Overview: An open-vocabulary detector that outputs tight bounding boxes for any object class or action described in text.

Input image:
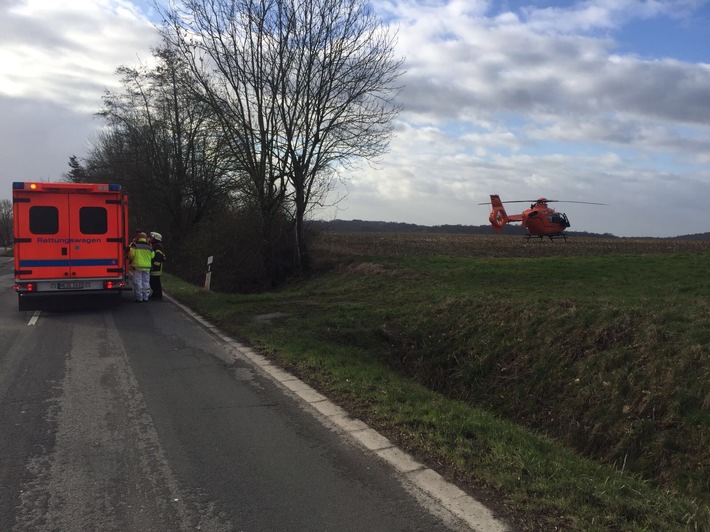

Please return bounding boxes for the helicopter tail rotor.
[488,194,509,232]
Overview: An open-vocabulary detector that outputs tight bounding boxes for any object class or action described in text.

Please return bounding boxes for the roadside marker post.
[204,256,213,291]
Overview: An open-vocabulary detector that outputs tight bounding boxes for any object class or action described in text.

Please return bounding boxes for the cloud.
[519,0,704,33]
[1,0,709,237]
[0,95,102,181]
[324,0,710,236]
[0,0,160,185]
[0,0,159,112]
[394,2,710,127]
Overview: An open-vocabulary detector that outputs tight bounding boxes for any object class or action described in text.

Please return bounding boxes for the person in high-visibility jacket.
[128,232,154,302]
[149,232,165,300]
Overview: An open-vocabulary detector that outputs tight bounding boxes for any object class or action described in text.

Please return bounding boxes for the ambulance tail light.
[14,282,36,292]
[103,280,124,290]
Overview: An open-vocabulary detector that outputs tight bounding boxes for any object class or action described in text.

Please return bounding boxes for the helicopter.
[480,194,605,240]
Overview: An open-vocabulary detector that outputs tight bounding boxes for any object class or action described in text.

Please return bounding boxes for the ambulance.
[12,181,129,311]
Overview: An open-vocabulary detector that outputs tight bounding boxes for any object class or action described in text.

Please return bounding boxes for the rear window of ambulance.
[80,207,107,234]
[29,206,59,234]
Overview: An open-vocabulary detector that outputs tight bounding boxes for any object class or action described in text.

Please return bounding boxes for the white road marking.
[28,311,40,326]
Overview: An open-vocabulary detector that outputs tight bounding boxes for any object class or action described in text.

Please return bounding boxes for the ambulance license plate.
[57,281,89,290]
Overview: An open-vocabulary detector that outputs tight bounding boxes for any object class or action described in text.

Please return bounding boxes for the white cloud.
[1,0,709,237]
[520,0,704,34]
[0,0,159,112]
[323,0,710,236]
[0,0,160,186]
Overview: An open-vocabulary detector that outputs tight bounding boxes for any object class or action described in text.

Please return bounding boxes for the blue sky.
[1,0,709,237]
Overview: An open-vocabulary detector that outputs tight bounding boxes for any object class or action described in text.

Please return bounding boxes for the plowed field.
[312,232,710,260]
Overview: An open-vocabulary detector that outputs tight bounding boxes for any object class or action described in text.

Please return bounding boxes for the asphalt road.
[0,258,506,531]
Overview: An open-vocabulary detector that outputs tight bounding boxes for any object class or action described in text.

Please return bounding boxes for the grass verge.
[162,235,710,531]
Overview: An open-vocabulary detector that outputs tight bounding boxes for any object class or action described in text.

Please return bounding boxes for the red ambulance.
[12,182,129,310]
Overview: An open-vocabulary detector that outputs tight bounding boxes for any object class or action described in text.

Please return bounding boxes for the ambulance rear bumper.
[14,278,126,311]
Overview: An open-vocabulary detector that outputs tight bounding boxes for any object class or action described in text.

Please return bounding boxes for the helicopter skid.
[525,233,567,242]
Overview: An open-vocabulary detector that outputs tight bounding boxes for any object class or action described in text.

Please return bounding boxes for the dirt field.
[312,231,710,260]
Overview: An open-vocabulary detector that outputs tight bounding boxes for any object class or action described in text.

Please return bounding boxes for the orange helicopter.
[481,194,605,240]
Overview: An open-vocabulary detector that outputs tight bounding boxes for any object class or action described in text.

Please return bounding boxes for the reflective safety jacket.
[151,242,165,276]
[128,239,154,272]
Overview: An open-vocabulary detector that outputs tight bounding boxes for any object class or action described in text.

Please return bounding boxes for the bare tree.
[83,47,235,245]
[0,199,12,250]
[160,0,403,269]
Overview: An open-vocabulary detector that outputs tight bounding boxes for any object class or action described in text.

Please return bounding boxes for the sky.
[1,0,709,237]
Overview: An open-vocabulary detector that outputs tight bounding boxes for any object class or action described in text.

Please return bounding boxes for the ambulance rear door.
[14,191,72,281]
[66,191,125,283]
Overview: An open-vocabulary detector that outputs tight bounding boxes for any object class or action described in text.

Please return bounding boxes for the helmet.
[150,232,162,242]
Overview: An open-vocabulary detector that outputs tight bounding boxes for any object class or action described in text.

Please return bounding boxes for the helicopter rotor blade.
[476,199,533,205]
[544,200,607,205]
[477,199,606,205]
